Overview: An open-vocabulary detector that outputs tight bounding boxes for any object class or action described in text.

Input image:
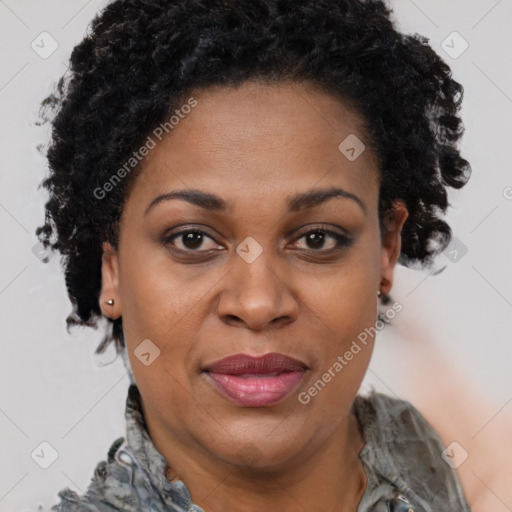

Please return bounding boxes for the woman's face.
[101,80,407,471]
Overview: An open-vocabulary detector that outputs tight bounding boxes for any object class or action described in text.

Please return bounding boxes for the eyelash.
[161,225,352,256]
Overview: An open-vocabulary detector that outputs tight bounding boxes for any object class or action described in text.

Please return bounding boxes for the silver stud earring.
[104,299,114,306]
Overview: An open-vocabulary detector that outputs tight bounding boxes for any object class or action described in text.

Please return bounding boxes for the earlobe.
[379,201,408,295]
[100,241,121,319]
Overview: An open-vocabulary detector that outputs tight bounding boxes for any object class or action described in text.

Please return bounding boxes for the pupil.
[308,232,324,249]
[184,231,203,249]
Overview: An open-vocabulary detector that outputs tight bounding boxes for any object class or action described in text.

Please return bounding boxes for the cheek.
[301,281,376,413]
[118,243,211,335]
[311,281,377,375]
[119,259,204,417]
[299,240,379,379]
[118,247,229,394]
[304,249,379,331]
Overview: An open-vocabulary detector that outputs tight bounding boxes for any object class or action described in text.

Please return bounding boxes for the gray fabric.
[50,384,472,512]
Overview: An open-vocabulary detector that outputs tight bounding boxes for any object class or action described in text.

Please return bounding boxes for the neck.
[147,406,367,512]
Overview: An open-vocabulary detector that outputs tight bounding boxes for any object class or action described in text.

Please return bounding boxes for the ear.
[99,241,121,319]
[379,201,408,295]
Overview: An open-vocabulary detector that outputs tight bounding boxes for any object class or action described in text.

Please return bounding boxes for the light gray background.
[1,1,511,510]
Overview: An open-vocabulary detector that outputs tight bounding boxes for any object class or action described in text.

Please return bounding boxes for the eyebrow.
[143,186,366,217]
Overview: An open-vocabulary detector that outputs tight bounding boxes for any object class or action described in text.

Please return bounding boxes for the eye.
[292,227,352,252]
[161,225,352,256]
[162,229,221,252]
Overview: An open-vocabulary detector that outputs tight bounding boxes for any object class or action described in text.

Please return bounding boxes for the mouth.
[202,353,308,407]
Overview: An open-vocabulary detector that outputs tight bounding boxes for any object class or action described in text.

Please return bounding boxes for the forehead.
[126,80,380,214]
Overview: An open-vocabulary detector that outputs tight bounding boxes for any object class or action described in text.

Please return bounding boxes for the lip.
[204,353,308,374]
[203,353,308,407]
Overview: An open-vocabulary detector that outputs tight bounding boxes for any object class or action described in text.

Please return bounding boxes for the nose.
[217,250,299,331]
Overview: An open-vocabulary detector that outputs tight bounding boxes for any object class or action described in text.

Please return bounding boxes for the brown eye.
[162,229,220,252]
[293,228,352,252]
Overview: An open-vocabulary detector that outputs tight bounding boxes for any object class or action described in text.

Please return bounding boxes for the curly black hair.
[35,0,471,357]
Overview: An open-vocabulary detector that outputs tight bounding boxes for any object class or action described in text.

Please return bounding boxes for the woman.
[36,0,472,510]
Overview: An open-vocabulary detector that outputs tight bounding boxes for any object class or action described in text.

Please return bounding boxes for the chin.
[209,430,309,473]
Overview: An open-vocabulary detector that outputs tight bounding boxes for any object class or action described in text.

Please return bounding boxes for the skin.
[99,80,408,512]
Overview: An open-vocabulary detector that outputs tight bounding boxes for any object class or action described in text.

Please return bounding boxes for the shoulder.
[354,391,472,511]
[50,437,140,512]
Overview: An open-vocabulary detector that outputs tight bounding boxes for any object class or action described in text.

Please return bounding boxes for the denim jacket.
[50,384,472,512]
